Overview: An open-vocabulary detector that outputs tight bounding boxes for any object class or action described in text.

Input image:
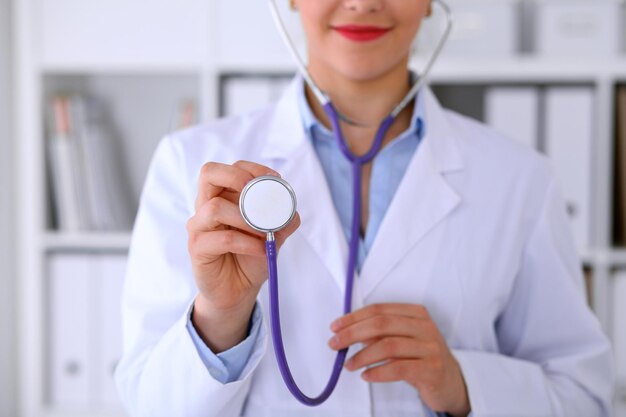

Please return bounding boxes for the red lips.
[333,25,391,42]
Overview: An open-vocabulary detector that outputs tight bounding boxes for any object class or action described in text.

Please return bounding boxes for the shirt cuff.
[186,300,263,383]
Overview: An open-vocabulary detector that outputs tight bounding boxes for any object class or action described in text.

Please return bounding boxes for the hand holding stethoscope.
[186,161,300,354]
[187,160,468,415]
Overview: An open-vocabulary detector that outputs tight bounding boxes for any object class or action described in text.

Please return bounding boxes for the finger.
[344,337,436,371]
[189,197,265,238]
[232,160,280,178]
[195,161,280,210]
[328,315,426,350]
[189,229,266,259]
[220,190,241,205]
[196,162,255,212]
[275,212,301,249]
[360,359,422,384]
[331,303,430,331]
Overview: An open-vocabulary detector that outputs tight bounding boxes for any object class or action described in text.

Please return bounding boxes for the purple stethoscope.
[238,0,454,407]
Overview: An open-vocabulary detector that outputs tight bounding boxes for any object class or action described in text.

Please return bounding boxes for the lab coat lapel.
[261,78,349,294]
[359,88,464,300]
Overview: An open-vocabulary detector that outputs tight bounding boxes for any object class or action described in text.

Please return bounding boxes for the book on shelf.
[47,94,134,232]
[175,99,197,130]
[615,86,626,246]
[47,97,83,231]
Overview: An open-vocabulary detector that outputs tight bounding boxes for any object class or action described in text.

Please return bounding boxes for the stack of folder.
[47,95,134,232]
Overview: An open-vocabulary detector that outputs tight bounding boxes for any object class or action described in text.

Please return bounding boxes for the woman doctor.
[115,0,614,416]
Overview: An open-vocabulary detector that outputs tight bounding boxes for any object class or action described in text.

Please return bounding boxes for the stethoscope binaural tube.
[268,0,454,122]
[241,0,455,406]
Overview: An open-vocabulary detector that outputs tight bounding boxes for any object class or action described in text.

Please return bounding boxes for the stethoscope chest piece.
[239,175,297,236]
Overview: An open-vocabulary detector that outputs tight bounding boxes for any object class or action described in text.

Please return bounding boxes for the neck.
[305,60,414,155]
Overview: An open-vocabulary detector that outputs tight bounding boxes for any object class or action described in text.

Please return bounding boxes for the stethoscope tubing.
[264,0,454,406]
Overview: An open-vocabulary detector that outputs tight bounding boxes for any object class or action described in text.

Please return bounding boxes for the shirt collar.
[296,72,427,141]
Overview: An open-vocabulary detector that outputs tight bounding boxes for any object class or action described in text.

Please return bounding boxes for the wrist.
[445,361,470,417]
[192,294,257,353]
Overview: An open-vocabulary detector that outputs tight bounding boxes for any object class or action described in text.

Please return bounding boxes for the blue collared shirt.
[187,79,426,384]
[298,85,426,271]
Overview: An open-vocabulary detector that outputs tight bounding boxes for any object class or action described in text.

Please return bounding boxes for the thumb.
[275,212,301,250]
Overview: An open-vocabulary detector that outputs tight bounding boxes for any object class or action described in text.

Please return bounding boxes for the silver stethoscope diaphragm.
[239,176,297,239]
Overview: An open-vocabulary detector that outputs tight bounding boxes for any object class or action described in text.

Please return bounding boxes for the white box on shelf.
[535,0,625,56]
[417,0,521,57]
[48,254,93,407]
[222,76,293,117]
[222,77,274,117]
[543,86,594,254]
[485,86,540,149]
[41,0,210,69]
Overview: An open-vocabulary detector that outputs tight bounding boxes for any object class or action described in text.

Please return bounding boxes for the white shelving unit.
[14,0,626,416]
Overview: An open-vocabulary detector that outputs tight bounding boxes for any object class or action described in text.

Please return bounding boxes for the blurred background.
[1,0,626,416]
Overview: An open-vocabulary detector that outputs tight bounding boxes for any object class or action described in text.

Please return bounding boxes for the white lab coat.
[115,77,613,417]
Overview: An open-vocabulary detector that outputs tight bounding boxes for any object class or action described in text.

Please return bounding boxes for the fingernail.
[328,336,339,349]
[330,319,341,331]
[265,171,281,178]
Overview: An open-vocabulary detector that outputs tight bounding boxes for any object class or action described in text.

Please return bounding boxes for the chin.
[332,57,407,82]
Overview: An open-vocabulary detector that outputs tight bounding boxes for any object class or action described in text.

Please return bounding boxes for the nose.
[342,0,383,13]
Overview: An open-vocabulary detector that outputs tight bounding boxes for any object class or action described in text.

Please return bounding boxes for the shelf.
[43,232,131,252]
[418,56,626,84]
[216,56,626,83]
[610,250,626,267]
[40,64,204,76]
[584,249,626,268]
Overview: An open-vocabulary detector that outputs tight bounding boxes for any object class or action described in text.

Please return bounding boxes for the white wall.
[0,0,16,415]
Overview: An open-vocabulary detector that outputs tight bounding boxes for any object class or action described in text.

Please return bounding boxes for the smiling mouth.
[332,25,391,42]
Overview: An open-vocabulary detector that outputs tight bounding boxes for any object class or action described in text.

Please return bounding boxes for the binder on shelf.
[94,255,127,407]
[47,253,128,408]
[583,267,593,308]
[485,86,540,149]
[48,254,93,406]
[543,86,594,254]
[613,271,626,382]
[615,86,626,246]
